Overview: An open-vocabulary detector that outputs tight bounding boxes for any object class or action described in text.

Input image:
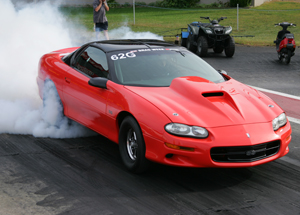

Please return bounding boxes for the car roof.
[87,39,177,53]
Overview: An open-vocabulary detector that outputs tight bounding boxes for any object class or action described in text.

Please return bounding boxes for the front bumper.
[144,121,292,168]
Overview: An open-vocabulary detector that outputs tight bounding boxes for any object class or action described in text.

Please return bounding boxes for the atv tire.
[213,46,224,53]
[196,36,208,57]
[186,34,196,52]
[225,36,235,58]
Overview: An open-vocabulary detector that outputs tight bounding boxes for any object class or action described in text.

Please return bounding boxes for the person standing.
[93,0,109,40]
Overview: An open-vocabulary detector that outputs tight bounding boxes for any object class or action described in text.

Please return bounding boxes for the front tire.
[196,36,208,57]
[225,36,235,57]
[186,34,196,52]
[119,116,149,173]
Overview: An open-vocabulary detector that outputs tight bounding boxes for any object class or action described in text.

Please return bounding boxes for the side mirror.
[218,70,228,75]
[88,77,108,89]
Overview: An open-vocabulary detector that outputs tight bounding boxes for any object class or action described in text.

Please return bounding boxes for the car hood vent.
[202,92,224,97]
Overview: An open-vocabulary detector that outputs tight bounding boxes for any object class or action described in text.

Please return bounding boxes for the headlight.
[165,123,208,138]
[225,26,232,34]
[272,113,287,131]
[205,29,213,34]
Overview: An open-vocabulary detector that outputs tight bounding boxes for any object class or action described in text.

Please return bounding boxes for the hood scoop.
[202,92,224,97]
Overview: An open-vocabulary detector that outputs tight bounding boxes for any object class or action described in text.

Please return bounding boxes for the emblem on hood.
[173,113,179,116]
[268,104,274,108]
[246,133,250,138]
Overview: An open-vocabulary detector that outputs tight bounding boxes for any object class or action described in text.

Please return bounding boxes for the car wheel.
[196,36,208,57]
[282,50,291,64]
[213,46,224,53]
[119,116,149,173]
[186,34,196,52]
[225,36,235,57]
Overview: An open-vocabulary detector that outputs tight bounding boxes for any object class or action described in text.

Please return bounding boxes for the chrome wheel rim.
[126,128,138,161]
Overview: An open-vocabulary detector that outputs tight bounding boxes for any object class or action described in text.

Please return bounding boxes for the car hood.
[125,76,283,128]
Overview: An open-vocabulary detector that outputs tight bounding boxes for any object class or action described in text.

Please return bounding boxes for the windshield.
[109,48,226,86]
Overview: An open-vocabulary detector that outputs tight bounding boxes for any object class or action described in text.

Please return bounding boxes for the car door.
[62,45,111,137]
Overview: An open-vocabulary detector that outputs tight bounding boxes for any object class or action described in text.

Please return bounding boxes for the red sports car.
[37,39,292,173]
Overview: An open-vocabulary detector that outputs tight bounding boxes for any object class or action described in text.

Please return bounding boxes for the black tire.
[278,52,282,61]
[213,46,224,53]
[186,34,196,52]
[196,36,208,57]
[119,116,149,173]
[180,34,187,47]
[225,36,235,57]
[282,50,291,64]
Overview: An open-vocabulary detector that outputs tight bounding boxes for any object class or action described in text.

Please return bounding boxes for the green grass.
[59,1,300,46]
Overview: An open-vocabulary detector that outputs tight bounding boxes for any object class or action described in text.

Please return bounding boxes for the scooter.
[274,22,296,64]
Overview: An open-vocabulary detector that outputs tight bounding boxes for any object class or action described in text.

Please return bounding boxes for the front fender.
[105,81,171,144]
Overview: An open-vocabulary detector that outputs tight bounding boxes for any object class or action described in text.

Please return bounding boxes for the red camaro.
[37,39,292,173]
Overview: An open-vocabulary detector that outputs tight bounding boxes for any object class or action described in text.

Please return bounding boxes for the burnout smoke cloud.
[0,0,162,138]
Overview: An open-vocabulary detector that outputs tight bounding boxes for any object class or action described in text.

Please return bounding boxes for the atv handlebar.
[200,16,227,23]
[218,17,227,22]
[274,22,296,27]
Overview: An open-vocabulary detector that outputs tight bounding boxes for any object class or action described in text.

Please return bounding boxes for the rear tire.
[196,36,208,57]
[225,36,235,57]
[282,50,291,64]
[119,116,149,173]
[278,52,282,61]
[42,79,65,127]
[186,34,196,52]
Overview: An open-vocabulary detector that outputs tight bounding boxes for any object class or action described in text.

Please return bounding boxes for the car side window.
[74,46,109,78]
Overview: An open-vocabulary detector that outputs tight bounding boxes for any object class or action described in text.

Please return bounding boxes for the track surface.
[1,45,300,215]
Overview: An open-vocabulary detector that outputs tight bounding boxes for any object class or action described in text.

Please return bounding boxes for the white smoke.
[0,0,163,138]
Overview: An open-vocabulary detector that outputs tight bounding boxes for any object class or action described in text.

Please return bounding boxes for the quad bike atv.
[181,16,235,57]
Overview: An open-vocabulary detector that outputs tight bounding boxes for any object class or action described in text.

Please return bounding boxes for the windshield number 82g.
[111,52,136,61]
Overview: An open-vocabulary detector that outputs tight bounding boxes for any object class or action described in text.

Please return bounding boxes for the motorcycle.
[274,22,296,64]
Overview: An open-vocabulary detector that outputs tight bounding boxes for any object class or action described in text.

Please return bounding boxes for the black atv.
[181,16,235,57]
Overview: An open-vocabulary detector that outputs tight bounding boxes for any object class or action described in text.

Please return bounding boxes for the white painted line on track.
[249,85,300,101]
[288,116,300,125]
[248,85,300,125]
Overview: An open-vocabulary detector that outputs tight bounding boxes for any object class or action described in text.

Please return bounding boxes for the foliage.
[135,2,147,6]
[229,0,252,7]
[123,2,132,7]
[159,0,200,8]
[107,0,120,8]
[196,1,229,8]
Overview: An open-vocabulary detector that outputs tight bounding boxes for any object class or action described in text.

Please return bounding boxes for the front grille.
[214,28,224,35]
[210,140,280,162]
